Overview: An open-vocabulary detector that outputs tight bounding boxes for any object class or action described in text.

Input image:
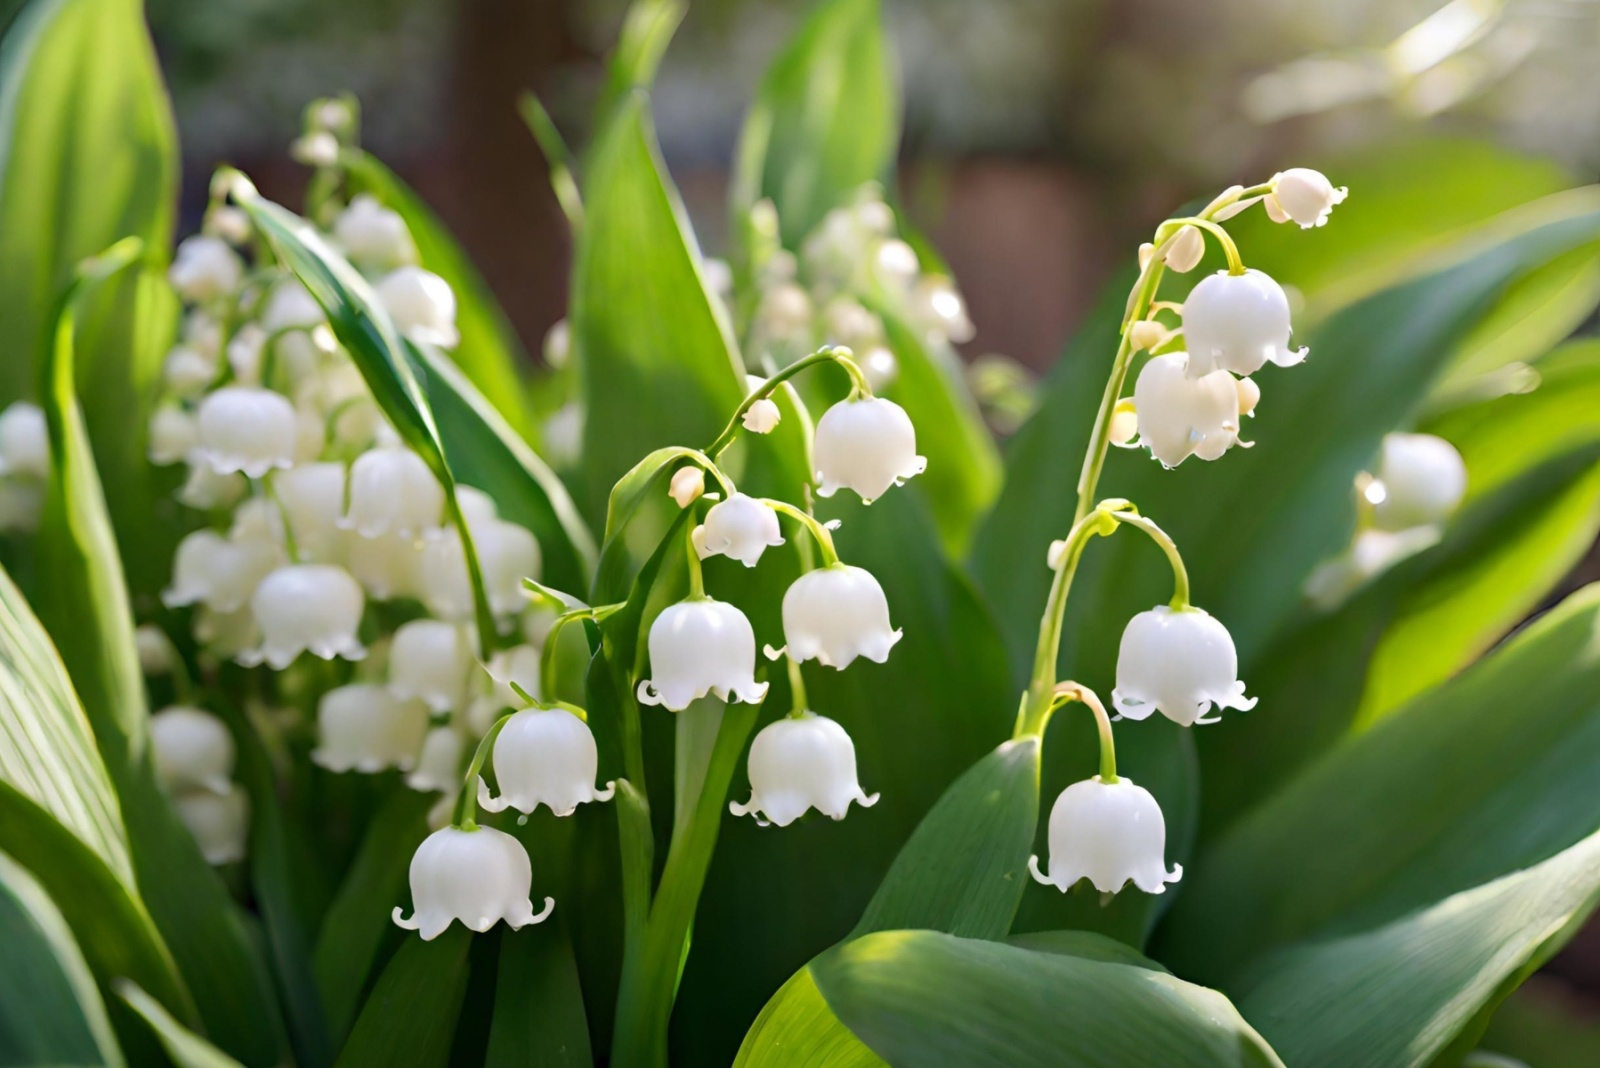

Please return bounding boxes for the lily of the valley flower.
[693,493,784,567]
[1028,776,1181,895]
[1181,269,1305,378]
[407,726,465,793]
[669,466,706,508]
[334,194,416,270]
[729,714,878,827]
[347,529,424,601]
[342,445,443,539]
[1132,353,1245,467]
[195,386,298,477]
[241,563,366,668]
[162,529,281,613]
[420,517,541,619]
[1372,432,1467,532]
[743,398,782,434]
[813,396,926,502]
[478,708,615,817]
[781,564,901,670]
[272,461,348,562]
[150,707,236,796]
[148,406,198,466]
[313,683,431,772]
[163,345,217,398]
[637,598,769,711]
[1268,168,1348,229]
[1112,605,1255,726]
[388,619,473,712]
[169,235,243,303]
[377,266,459,349]
[392,826,554,940]
[0,402,49,479]
[173,785,250,866]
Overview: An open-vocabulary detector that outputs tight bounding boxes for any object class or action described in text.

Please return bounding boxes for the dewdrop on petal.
[1372,432,1467,532]
[313,684,430,772]
[1112,605,1255,727]
[1028,776,1181,895]
[669,466,705,508]
[693,493,784,568]
[173,785,250,866]
[240,564,366,669]
[730,714,878,827]
[1181,269,1305,378]
[333,194,416,271]
[148,406,198,465]
[637,598,769,711]
[0,402,49,479]
[388,619,473,712]
[1132,353,1245,467]
[169,235,243,303]
[150,707,236,796]
[1269,168,1348,229]
[813,396,925,502]
[195,386,297,478]
[782,564,901,670]
[407,727,465,793]
[478,708,615,817]
[342,445,444,539]
[393,826,553,940]
[377,266,459,349]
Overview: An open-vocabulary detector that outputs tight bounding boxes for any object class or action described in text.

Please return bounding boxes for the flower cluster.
[148,705,250,865]
[0,401,50,533]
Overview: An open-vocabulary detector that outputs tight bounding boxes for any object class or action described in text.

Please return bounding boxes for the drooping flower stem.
[451,711,513,830]
[1051,682,1119,783]
[684,515,706,599]
[1109,510,1191,609]
[786,653,810,719]
[761,498,841,565]
[705,345,870,458]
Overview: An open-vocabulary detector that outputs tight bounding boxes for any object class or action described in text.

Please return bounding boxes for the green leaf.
[485,920,594,1068]
[812,930,1282,1068]
[1234,830,1600,1068]
[342,149,538,441]
[335,927,473,1068]
[1161,583,1600,987]
[518,93,583,231]
[733,967,885,1068]
[571,93,749,520]
[115,980,244,1068]
[601,0,685,117]
[732,0,898,247]
[0,849,124,1068]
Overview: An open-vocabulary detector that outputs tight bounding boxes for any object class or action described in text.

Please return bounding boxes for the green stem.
[685,515,705,599]
[1018,507,1120,738]
[1163,217,1245,275]
[705,346,869,458]
[1110,511,1190,609]
[452,712,513,829]
[759,498,840,565]
[1079,261,1164,524]
[260,473,302,564]
[786,655,809,718]
[1056,683,1119,782]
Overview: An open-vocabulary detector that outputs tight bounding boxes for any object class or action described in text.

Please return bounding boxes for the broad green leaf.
[571,93,748,520]
[0,0,179,598]
[342,149,538,440]
[813,930,1282,1068]
[116,980,244,1068]
[335,927,473,1068]
[485,921,594,1068]
[1235,830,1600,1068]
[0,849,124,1068]
[734,967,884,1068]
[732,0,898,247]
[1161,583,1600,985]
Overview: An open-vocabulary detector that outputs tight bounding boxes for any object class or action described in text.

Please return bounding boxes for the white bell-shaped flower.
[782,564,901,670]
[148,406,198,466]
[407,726,465,793]
[1132,353,1245,467]
[420,518,539,619]
[0,402,50,479]
[1372,432,1467,532]
[162,529,281,613]
[1182,269,1305,378]
[273,461,347,562]
[1112,605,1255,726]
[1270,168,1348,229]
[342,445,443,539]
[173,784,250,866]
[333,194,416,270]
[261,278,325,332]
[225,323,267,384]
[312,683,430,772]
[241,563,366,669]
[909,276,976,343]
[377,266,459,349]
[637,598,769,711]
[169,235,243,303]
[813,396,926,502]
[743,398,781,434]
[693,493,784,568]
[729,714,878,827]
[478,708,615,816]
[669,466,705,509]
[388,619,473,712]
[392,826,553,940]
[195,386,298,478]
[346,529,424,600]
[150,707,235,796]
[1028,776,1181,895]
[163,345,217,398]
[177,462,246,511]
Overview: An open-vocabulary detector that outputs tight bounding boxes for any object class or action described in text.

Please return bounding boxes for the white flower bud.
[729,714,878,827]
[136,625,174,675]
[542,318,571,369]
[261,278,324,333]
[0,402,49,479]
[457,486,499,526]
[821,298,882,350]
[195,386,297,478]
[333,194,416,271]
[692,493,784,568]
[1132,353,1245,468]
[703,257,734,298]
[1303,526,1442,608]
[407,727,465,793]
[1270,168,1348,229]
[225,324,267,384]
[854,199,895,235]
[909,276,976,343]
[873,239,920,293]
[1181,269,1305,378]
[0,481,42,532]
[177,463,246,511]
[637,598,769,711]
[273,462,347,562]
[1028,776,1181,895]
[478,708,614,816]
[183,312,224,357]
[1127,319,1170,354]
[1236,376,1261,417]
[313,683,430,772]
[392,826,553,940]
[346,530,424,600]
[1163,225,1206,273]
[743,398,782,434]
[1108,399,1139,447]
[314,99,353,132]
[1372,432,1467,532]
[782,564,901,670]
[162,529,281,613]
[813,396,926,502]
[859,346,899,391]
[669,466,706,509]
[169,236,243,303]
[204,205,252,245]
[377,266,458,349]
[541,403,583,468]
[1112,605,1255,727]
[150,706,235,796]
[240,563,366,669]
[388,619,473,712]
[148,405,198,466]
[342,445,443,539]
[163,346,217,398]
[420,518,540,619]
[290,131,340,168]
[754,283,814,349]
[173,784,250,865]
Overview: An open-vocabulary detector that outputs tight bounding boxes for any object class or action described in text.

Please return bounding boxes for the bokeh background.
[9,0,1600,1051]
